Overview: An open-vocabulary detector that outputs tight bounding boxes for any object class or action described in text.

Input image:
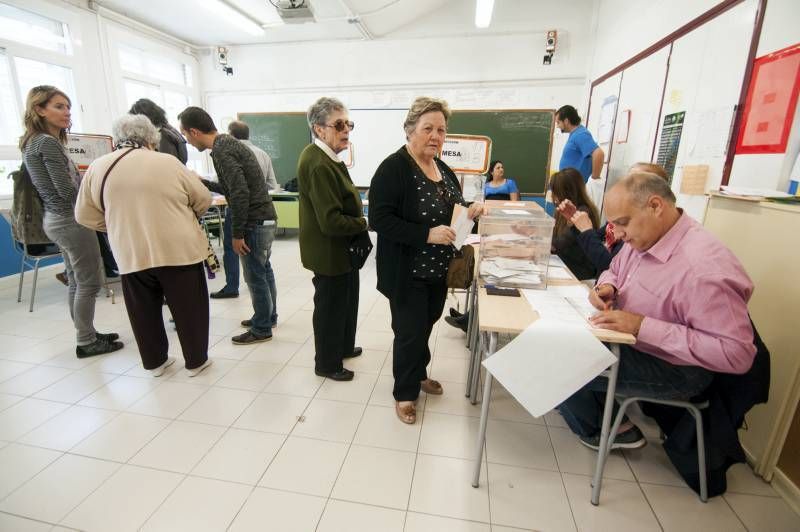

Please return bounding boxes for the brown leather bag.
[446,245,475,289]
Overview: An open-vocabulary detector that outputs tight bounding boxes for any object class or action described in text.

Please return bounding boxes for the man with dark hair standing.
[227,120,278,191]
[178,106,278,345]
[556,105,605,182]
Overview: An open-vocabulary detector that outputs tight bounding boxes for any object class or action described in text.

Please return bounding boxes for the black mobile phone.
[486,286,520,297]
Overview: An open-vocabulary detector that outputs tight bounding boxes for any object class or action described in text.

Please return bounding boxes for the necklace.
[407,146,441,182]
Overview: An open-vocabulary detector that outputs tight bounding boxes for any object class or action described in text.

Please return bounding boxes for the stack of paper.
[522,284,597,328]
[481,257,544,286]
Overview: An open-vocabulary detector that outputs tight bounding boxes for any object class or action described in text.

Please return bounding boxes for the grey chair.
[13,236,62,313]
[592,390,710,504]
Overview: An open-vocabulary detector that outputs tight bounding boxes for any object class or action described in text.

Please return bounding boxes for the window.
[0,159,22,197]
[14,57,82,132]
[0,52,21,146]
[118,44,191,87]
[0,3,72,54]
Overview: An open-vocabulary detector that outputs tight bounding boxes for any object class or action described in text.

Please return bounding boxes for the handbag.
[348,230,373,269]
[446,244,475,289]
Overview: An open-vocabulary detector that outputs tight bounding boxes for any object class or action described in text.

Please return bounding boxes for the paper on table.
[549,255,567,269]
[522,290,588,326]
[547,266,573,280]
[482,318,617,417]
[450,204,475,248]
[500,209,532,216]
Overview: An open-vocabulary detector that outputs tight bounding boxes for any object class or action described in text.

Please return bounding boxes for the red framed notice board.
[736,43,800,154]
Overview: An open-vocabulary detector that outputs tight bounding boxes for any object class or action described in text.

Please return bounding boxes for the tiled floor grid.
[0,234,798,531]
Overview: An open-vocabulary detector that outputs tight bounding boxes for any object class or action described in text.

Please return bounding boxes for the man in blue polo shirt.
[556,105,604,182]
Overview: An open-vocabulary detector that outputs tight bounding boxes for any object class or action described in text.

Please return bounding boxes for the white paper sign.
[66,134,113,172]
[482,318,616,418]
[439,134,492,174]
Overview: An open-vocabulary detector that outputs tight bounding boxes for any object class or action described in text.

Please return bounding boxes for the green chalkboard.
[448,110,555,194]
[236,112,310,185]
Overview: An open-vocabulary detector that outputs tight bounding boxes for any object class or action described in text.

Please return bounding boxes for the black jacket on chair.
[642,320,770,497]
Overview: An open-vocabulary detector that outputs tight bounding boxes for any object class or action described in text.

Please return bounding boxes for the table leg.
[469,325,483,404]
[472,331,496,488]
[465,281,474,348]
[591,343,621,506]
[465,280,479,397]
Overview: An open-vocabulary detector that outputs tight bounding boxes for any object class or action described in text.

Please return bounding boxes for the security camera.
[217,46,229,65]
[545,30,557,53]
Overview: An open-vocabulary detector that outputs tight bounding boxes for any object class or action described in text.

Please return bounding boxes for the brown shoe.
[395,401,416,424]
[421,378,443,395]
[55,272,68,286]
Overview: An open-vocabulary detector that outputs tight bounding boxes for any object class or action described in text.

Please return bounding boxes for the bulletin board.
[735,43,800,154]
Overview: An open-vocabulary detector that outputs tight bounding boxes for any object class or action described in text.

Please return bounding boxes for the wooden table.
[468,278,636,506]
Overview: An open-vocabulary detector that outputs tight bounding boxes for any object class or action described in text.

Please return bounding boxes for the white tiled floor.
[0,235,798,531]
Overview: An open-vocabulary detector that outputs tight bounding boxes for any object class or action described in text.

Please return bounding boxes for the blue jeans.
[221,208,240,293]
[240,222,276,337]
[558,345,713,437]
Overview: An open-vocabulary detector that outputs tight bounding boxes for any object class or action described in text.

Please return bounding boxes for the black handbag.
[349,231,373,269]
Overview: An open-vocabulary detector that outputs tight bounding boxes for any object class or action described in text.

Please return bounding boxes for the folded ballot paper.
[482,318,616,418]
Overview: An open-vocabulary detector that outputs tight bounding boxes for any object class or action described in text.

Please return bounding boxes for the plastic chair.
[13,235,62,313]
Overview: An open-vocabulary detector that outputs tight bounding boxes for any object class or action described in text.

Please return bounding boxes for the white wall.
[199,2,596,180]
[587,0,800,194]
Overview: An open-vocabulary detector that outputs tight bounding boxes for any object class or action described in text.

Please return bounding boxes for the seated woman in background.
[75,115,213,377]
[549,167,600,280]
[483,160,520,201]
[556,162,668,273]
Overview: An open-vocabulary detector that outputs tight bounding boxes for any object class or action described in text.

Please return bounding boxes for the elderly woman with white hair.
[75,114,214,377]
[297,97,368,382]
[369,97,482,424]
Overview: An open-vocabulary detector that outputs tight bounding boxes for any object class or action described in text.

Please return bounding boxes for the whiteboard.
[341,108,408,187]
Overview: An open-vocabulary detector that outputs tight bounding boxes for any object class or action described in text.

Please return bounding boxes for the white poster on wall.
[439,134,492,175]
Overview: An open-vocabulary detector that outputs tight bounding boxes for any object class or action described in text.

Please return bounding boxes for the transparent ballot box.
[478,211,554,289]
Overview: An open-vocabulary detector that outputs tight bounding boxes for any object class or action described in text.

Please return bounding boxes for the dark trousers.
[121,262,209,370]
[312,269,359,373]
[221,207,240,293]
[558,344,714,437]
[389,278,448,401]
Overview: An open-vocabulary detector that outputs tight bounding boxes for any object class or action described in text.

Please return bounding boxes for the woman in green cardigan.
[297,97,368,382]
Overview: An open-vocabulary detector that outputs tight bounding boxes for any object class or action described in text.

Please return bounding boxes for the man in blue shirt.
[556,105,605,182]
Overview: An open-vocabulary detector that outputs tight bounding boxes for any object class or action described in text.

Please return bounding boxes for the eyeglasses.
[323,120,355,132]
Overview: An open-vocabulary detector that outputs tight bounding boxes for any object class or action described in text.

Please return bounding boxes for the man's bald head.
[604,173,681,251]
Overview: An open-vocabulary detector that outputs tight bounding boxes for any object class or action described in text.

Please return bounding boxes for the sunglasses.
[323,120,355,132]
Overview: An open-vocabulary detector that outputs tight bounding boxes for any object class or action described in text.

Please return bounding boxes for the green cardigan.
[297,143,366,275]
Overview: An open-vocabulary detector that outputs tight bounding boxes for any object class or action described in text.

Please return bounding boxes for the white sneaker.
[149,357,176,377]
[188,358,213,377]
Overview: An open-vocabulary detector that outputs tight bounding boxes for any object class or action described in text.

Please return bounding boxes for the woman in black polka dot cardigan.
[369,97,483,425]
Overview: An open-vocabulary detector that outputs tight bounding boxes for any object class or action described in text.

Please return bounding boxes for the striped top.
[23,133,81,218]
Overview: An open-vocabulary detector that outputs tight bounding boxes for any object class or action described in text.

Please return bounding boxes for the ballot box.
[478,210,554,289]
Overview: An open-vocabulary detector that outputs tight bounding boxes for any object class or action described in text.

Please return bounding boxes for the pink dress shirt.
[598,213,755,374]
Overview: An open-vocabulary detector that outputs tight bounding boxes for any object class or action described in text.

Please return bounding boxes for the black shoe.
[105,270,119,279]
[76,337,124,359]
[232,331,272,345]
[444,315,468,332]
[315,368,354,381]
[449,308,463,319]
[579,426,647,451]
[343,347,363,359]
[210,289,239,299]
[96,332,120,342]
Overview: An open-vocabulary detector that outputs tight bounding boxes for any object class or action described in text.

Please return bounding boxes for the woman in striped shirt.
[20,85,123,359]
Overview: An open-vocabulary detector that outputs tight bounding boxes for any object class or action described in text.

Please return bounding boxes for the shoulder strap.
[100,148,137,212]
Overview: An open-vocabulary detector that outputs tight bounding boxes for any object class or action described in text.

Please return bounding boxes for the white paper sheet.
[482,318,617,417]
[503,202,526,206]
[546,266,574,280]
[500,209,532,216]
[450,204,475,248]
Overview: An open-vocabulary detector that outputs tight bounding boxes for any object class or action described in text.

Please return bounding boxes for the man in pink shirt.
[558,172,756,450]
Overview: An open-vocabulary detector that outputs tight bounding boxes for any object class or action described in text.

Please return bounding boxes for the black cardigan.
[369,146,462,301]
[552,205,598,281]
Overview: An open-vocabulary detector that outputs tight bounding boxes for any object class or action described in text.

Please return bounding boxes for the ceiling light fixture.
[474,0,494,29]
[200,0,264,36]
